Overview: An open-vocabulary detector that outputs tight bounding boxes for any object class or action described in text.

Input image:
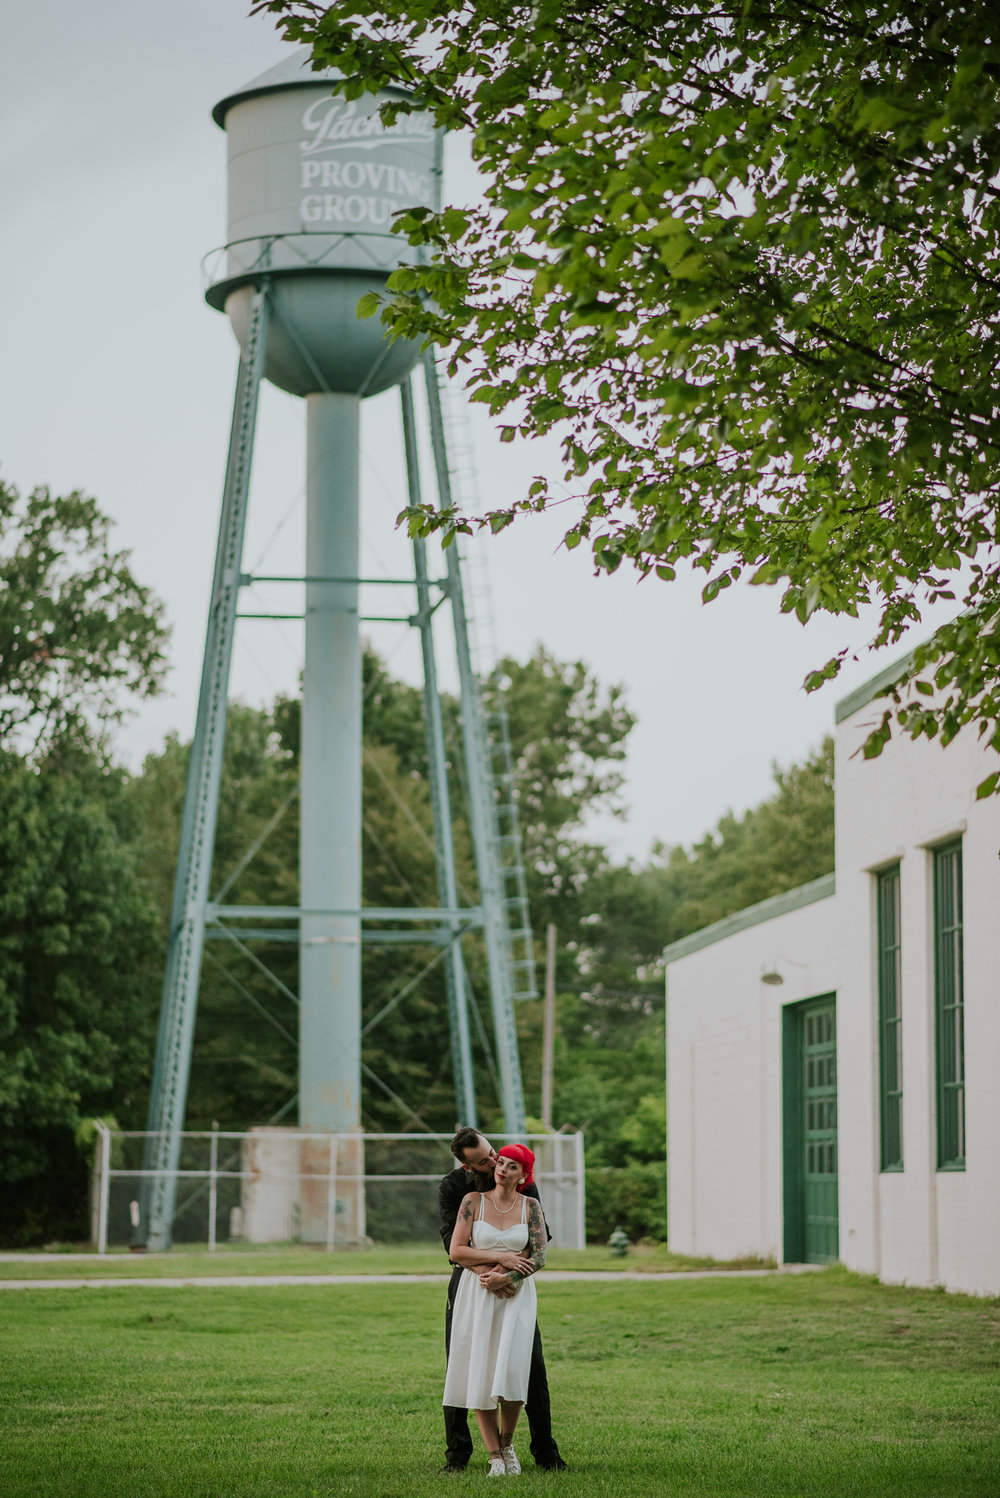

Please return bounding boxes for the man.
[438,1125,568,1474]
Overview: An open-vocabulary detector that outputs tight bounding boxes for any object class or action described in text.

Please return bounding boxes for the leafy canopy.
[0,482,169,757]
[0,750,161,1243]
[484,647,634,930]
[0,480,169,1244]
[258,0,1000,769]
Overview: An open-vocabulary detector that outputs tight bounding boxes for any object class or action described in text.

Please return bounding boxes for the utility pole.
[541,922,557,1130]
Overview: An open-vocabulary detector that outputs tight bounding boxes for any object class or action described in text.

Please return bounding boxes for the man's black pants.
[443,1263,561,1468]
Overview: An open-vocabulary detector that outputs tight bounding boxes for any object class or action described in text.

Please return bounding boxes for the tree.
[484,647,634,931]
[259,0,1000,777]
[569,735,833,1048]
[0,751,161,1245]
[125,706,302,1133]
[589,736,835,967]
[513,736,834,1238]
[0,483,168,757]
[0,483,169,1244]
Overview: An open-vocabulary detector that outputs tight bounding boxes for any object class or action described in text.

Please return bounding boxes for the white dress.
[442,1192,538,1410]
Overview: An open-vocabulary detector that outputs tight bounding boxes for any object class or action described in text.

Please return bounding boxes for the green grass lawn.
[0,1241,770,1280]
[1,1268,997,1497]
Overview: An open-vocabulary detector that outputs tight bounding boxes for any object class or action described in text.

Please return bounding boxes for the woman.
[443,1143,547,1476]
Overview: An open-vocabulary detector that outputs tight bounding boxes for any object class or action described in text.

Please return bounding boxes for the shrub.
[585,1161,666,1244]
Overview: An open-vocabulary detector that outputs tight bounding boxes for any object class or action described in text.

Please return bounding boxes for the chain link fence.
[91,1127,585,1253]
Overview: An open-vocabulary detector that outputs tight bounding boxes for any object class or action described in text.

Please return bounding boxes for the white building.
[665,660,1000,1296]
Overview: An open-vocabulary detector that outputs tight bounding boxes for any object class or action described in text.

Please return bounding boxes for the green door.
[783,995,839,1264]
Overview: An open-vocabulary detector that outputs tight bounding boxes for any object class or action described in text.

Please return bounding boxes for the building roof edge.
[833,650,915,725]
[661,872,836,965]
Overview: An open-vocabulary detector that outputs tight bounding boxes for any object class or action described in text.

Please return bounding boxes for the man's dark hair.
[450,1125,482,1161]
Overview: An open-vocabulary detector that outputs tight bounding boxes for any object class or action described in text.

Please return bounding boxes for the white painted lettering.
[299,95,434,155]
[303,186,414,228]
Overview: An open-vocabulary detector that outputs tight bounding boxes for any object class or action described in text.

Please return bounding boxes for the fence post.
[326,1134,338,1253]
[574,1130,586,1250]
[553,1131,563,1246]
[97,1123,111,1256]
[208,1123,218,1253]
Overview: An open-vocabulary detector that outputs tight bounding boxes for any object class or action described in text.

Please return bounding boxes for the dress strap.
[478,1192,487,1221]
[520,1192,527,1225]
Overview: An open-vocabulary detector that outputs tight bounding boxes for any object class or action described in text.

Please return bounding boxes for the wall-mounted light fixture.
[759,956,809,987]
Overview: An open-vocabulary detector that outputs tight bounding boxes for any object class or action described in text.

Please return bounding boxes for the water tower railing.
[202,231,420,297]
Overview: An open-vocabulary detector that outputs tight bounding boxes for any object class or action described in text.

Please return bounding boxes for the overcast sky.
[0,0,954,863]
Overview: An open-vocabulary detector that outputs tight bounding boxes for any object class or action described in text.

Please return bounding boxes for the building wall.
[666,896,838,1263]
[836,706,1000,1295]
[665,695,1000,1295]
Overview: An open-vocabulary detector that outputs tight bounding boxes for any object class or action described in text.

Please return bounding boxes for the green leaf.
[273,0,1000,778]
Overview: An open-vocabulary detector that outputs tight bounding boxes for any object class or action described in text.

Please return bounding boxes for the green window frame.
[933,841,965,1170]
[876,865,903,1171]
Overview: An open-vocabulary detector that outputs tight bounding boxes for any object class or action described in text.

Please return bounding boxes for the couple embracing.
[438,1127,568,1477]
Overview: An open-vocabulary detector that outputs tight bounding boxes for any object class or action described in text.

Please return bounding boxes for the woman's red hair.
[497,1143,535,1191]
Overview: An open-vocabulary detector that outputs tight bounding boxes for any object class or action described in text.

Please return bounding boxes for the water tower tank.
[206,54,439,396]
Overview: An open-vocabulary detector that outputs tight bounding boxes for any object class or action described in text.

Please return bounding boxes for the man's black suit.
[438,1165,563,1469]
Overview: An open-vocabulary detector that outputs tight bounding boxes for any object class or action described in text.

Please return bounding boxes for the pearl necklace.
[491,1188,518,1214]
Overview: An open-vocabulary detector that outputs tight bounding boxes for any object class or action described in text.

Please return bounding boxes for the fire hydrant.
[608,1226,630,1258]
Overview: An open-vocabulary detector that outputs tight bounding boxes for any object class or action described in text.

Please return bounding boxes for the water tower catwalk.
[141,56,537,1252]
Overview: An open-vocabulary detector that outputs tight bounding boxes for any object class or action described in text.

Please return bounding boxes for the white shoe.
[500,1444,521,1475]
[487,1453,507,1476]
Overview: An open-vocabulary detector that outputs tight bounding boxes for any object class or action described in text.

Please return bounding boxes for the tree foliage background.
[0,483,835,1246]
[0,483,168,1245]
[260,0,1000,781]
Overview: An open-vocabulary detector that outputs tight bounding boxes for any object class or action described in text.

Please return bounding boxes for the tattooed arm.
[447,1192,479,1266]
[481,1198,547,1295]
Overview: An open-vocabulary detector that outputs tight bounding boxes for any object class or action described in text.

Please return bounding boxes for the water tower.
[140,56,537,1251]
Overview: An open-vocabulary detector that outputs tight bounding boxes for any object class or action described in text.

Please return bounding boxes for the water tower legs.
[141,331,531,1254]
[422,356,528,1136]
[401,379,477,1126]
[299,390,364,1242]
[140,286,270,1252]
